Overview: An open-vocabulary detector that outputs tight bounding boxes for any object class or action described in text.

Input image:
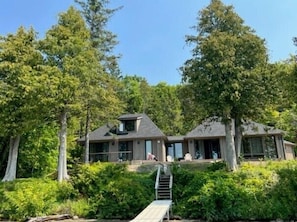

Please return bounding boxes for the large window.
[118,141,133,161]
[89,142,109,162]
[195,139,221,159]
[145,140,153,159]
[167,143,183,160]
[264,136,277,159]
[242,137,264,158]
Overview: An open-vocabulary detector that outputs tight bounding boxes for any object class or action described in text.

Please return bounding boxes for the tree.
[147,82,183,136]
[181,0,269,170]
[17,123,59,178]
[39,7,100,181]
[75,0,124,163]
[119,75,152,114]
[0,27,44,181]
[81,72,124,163]
[177,84,207,134]
[75,0,121,77]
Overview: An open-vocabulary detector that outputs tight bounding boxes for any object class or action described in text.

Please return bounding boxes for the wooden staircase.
[155,164,172,200]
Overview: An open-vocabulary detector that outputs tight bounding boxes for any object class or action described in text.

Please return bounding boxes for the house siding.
[81,115,295,163]
[275,135,285,159]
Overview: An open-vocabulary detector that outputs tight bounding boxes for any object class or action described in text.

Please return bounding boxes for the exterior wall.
[284,144,295,160]
[154,139,163,161]
[133,139,145,160]
[109,141,118,162]
[275,135,285,159]
[131,139,166,161]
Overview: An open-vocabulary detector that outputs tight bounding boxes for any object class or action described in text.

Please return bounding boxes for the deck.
[130,200,172,222]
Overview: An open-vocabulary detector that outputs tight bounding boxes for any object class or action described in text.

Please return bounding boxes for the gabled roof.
[186,117,283,139]
[79,113,165,142]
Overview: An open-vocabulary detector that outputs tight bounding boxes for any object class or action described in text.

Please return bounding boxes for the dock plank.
[130,200,172,222]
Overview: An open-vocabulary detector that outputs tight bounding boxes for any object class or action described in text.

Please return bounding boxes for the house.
[78,113,167,162]
[79,114,295,163]
[185,118,294,160]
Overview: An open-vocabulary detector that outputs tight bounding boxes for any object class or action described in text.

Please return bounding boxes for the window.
[264,136,277,159]
[89,142,109,162]
[166,143,183,160]
[124,120,135,131]
[118,141,133,161]
[242,137,264,158]
[145,140,152,159]
[202,139,221,159]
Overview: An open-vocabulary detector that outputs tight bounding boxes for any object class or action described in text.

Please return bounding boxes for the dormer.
[118,114,143,132]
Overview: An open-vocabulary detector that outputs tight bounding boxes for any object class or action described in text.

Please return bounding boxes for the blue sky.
[1,1,297,85]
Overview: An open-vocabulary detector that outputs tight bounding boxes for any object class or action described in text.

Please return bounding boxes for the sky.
[1,1,297,85]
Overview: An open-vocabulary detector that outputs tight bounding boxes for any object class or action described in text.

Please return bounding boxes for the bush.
[1,160,297,221]
[0,179,59,221]
[70,162,128,197]
[89,174,153,219]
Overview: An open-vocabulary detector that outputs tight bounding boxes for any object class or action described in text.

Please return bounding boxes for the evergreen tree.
[181,0,269,170]
[0,27,44,181]
[39,7,100,181]
[76,0,121,77]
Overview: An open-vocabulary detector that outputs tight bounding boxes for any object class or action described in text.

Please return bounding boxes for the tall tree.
[177,84,207,134]
[39,7,100,181]
[75,0,124,163]
[147,82,183,136]
[0,27,44,181]
[119,75,151,114]
[75,0,121,77]
[81,72,124,163]
[181,0,269,170]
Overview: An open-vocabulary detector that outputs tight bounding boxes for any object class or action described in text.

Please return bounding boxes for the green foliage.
[90,175,153,219]
[119,75,152,114]
[173,161,297,221]
[17,124,59,178]
[0,179,59,221]
[1,161,297,221]
[70,162,154,219]
[206,161,227,172]
[53,199,91,218]
[76,0,121,77]
[147,82,184,135]
[70,162,128,197]
[0,27,45,137]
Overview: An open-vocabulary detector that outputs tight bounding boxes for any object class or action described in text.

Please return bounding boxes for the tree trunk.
[224,120,237,171]
[57,111,69,182]
[234,116,243,160]
[2,135,21,182]
[84,106,90,164]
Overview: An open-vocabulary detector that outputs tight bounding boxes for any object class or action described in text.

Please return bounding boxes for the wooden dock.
[130,200,172,222]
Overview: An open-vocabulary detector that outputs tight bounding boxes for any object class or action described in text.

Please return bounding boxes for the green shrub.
[0,179,59,221]
[89,173,154,219]
[70,162,128,197]
[174,161,297,221]
[178,172,251,221]
[206,161,227,171]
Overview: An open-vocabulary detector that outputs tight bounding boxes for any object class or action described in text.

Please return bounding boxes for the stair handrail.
[155,164,162,199]
[155,163,173,200]
[169,173,173,200]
